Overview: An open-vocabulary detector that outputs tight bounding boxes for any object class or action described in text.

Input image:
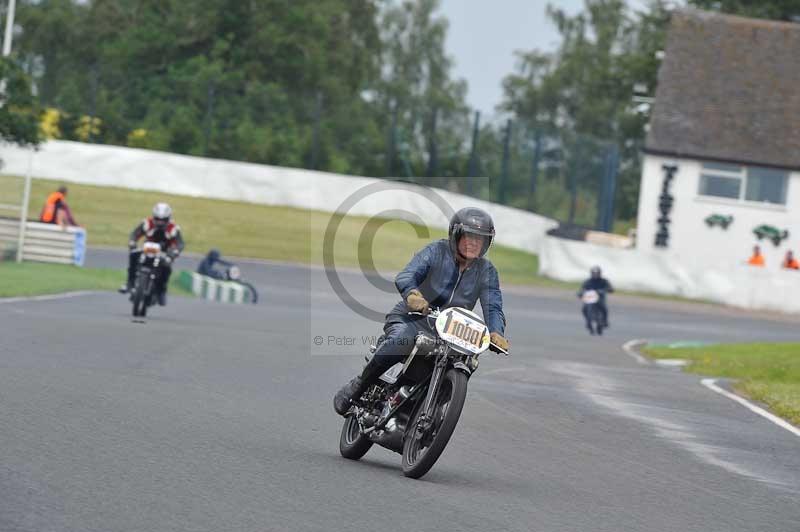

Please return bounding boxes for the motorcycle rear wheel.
[402,369,468,479]
[339,414,373,460]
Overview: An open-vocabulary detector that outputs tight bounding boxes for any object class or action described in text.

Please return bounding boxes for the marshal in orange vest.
[39,186,77,226]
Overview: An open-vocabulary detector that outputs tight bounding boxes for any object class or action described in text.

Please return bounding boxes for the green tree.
[14,0,384,172]
[12,0,475,182]
[498,1,676,224]
[0,57,40,149]
[376,0,470,182]
[13,0,86,108]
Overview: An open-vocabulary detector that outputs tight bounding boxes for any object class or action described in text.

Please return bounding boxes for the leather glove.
[162,255,173,265]
[489,332,509,353]
[405,289,430,315]
[128,240,137,251]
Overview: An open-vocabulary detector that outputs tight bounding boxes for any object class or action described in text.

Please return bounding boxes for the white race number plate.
[582,290,600,304]
[435,307,490,355]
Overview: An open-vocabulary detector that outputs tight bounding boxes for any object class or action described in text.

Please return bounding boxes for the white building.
[636,10,800,271]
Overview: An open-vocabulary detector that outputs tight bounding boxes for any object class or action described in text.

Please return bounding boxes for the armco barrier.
[539,235,800,314]
[0,217,86,265]
[177,270,254,304]
[0,141,557,254]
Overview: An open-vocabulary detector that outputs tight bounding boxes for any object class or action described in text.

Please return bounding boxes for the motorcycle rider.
[578,266,614,331]
[197,248,234,280]
[333,207,510,416]
[119,203,184,305]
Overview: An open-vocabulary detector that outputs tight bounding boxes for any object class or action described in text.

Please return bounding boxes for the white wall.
[540,236,800,314]
[540,236,694,296]
[637,154,800,271]
[0,141,558,254]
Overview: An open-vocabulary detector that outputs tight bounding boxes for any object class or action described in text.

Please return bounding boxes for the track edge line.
[701,378,800,439]
[0,290,99,305]
[622,339,651,365]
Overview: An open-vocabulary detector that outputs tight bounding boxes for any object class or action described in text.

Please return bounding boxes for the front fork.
[135,268,156,305]
[415,355,448,438]
[139,271,153,296]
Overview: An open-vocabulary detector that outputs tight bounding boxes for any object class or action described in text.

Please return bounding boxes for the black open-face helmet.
[448,207,495,259]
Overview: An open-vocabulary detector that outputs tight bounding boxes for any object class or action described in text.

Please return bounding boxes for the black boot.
[157,283,167,306]
[333,376,366,415]
[119,267,135,294]
[333,356,393,416]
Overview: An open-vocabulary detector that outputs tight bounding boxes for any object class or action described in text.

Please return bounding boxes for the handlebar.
[131,249,168,256]
[129,246,177,260]
[408,309,440,318]
[408,308,510,355]
[578,289,607,300]
[131,248,174,266]
[491,344,510,356]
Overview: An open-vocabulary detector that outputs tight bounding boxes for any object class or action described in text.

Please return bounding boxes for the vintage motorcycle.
[338,307,509,479]
[130,242,168,318]
[223,265,258,304]
[581,289,606,335]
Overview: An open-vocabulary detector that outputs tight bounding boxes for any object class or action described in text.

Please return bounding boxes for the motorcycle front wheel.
[131,273,150,317]
[402,369,468,479]
[240,281,258,304]
[339,414,373,460]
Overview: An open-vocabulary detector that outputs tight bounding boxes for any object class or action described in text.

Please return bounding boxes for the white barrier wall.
[0,141,557,254]
[540,236,800,314]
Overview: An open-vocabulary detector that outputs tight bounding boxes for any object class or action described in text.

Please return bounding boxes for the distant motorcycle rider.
[197,249,234,280]
[119,203,184,305]
[578,266,613,330]
[333,207,510,416]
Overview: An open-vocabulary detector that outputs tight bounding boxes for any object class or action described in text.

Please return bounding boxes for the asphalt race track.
[1,249,798,531]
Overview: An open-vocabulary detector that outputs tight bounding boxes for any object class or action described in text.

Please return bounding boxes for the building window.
[698,163,788,205]
[745,167,788,204]
[699,163,744,199]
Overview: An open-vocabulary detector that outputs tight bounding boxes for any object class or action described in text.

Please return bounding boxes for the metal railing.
[0,217,85,265]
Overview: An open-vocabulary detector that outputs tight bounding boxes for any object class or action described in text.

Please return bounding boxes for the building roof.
[645,9,800,170]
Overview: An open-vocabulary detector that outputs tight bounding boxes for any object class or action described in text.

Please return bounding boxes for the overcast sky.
[439,0,650,118]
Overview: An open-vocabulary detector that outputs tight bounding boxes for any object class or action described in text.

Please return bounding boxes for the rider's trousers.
[361,313,434,383]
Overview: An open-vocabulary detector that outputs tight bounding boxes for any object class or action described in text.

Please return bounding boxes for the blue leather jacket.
[390,239,506,334]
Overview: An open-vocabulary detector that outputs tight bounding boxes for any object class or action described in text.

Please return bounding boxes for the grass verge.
[1,175,573,288]
[0,262,191,298]
[643,343,800,427]
[0,262,122,297]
